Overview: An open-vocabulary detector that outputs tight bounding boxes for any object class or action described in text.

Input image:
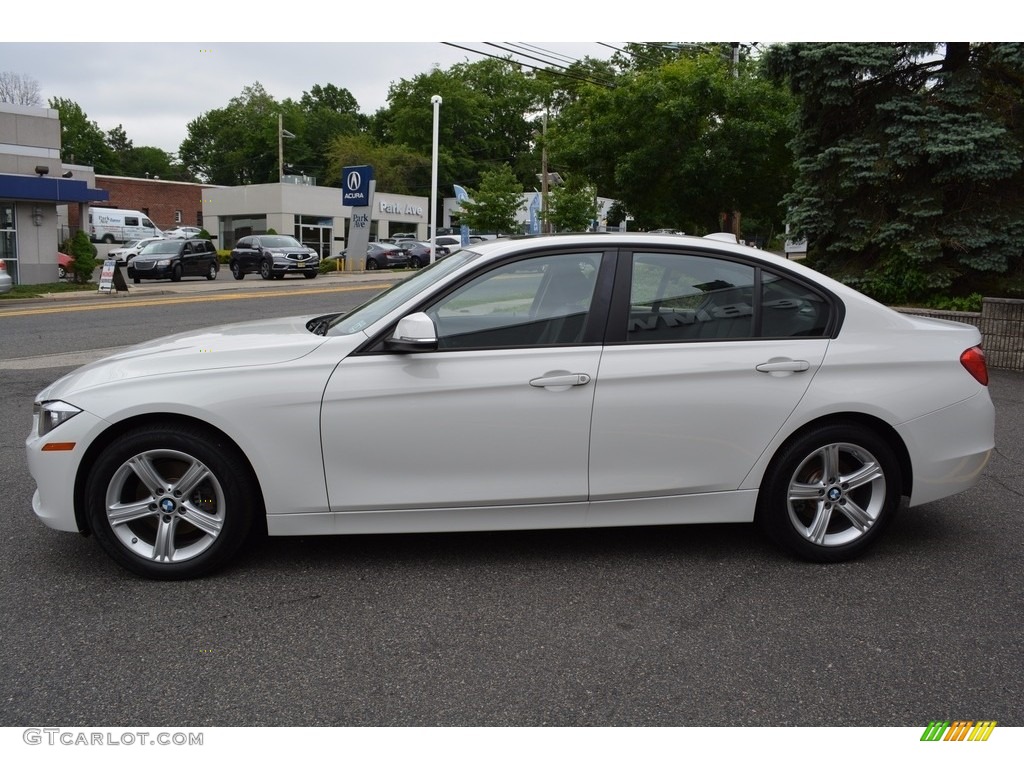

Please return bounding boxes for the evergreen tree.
[764,43,1024,302]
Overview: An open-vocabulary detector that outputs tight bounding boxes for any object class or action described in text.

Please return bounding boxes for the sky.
[2,2,1012,156]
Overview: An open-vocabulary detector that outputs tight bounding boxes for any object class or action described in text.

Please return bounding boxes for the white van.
[88,208,163,244]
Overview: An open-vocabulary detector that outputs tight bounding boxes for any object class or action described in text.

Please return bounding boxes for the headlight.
[34,400,82,437]
[156,258,171,266]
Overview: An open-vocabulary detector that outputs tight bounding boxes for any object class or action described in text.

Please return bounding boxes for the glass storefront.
[0,204,17,284]
[295,215,334,258]
[218,215,267,250]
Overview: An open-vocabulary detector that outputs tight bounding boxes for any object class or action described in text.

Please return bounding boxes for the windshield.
[326,250,479,336]
[260,236,303,248]
[141,241,182,255]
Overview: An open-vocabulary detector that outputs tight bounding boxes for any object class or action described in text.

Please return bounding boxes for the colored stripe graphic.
[921,720,996,742]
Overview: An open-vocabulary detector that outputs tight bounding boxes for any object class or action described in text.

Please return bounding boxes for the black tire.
[85,423,257,580]
[206,262,218,281]
[365,258,378,271]
[304,271,316,279]
[171,263,183,282]
[102,234,116,244]
[260,259,273,280]
[133,276,140,285]
[58,266,67,280]
[410,256,423,269]
[755,422,901,562]
[230,261,244,280]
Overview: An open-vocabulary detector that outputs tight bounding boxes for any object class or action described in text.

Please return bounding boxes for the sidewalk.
[17,267,407,304]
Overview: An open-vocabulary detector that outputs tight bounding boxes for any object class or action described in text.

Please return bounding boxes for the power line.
[440,42,614,91]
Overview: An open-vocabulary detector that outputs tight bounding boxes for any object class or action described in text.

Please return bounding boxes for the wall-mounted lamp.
[31,206,43,226]
[61,170,73,178]
[35,165,49,177]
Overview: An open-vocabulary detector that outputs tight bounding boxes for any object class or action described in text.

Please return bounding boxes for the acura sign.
[342,165,373,207]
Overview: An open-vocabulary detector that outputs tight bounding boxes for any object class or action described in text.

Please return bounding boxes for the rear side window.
[624,251,833,343]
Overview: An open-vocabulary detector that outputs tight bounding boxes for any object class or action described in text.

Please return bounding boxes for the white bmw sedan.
[27,234,995,579]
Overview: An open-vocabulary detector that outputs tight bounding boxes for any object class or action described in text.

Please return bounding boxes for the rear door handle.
[529,373,592,388]
[756,359,810,374]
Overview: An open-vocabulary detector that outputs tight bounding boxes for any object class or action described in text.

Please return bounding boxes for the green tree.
[546,178,600,232]
[326,134,431,195]
[457,164,525,234]
[548,50,795,237]
[764,42,1024,302]
[65,230,97,284]
[294,84,367,184]
[374,58,543,193]
[179,83,283,185]
[49,97,118,172]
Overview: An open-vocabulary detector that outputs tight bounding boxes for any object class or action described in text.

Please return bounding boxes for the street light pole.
[430,95,442,264]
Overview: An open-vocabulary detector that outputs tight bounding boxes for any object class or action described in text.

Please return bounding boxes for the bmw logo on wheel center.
[342,165,373,207]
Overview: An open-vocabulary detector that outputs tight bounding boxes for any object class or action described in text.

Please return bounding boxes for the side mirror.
[385,312,438,352]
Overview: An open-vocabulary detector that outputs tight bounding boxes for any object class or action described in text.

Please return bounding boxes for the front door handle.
[529,373,592,388]
[756,358,810,374]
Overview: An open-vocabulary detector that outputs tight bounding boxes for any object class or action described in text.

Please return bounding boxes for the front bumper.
[26,408,109,533]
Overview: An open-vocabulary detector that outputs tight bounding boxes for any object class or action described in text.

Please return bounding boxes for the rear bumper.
[898,389,995,506]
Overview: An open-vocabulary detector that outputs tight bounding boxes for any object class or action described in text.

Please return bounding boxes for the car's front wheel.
[260,259,273,280]
[230,261,244,280]
[171,264,183,282]
[303,271,316,279]
[756,423,902,562]
[85,423,256,580]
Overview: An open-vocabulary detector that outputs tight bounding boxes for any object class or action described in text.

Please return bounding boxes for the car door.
[587,248,834,506]
[320,249,611,518]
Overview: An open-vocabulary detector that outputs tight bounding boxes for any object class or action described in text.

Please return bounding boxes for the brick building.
[67,175,218,234]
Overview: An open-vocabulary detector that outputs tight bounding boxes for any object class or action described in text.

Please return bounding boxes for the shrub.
[66,231,98,284]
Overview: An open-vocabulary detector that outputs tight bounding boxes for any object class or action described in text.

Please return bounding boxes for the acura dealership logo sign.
[342,165,374,207]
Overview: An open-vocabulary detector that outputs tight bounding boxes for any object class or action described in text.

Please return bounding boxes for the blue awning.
[0,174,109,203]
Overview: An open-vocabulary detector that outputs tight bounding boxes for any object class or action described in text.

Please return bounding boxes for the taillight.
[960,346,989,386]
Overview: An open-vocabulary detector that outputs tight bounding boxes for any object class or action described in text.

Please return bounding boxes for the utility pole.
[540,109,549,234]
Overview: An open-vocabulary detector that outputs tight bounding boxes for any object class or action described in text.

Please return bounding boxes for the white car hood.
[39,315,331,401]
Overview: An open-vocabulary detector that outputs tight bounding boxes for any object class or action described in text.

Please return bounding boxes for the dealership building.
[0,102,109,284]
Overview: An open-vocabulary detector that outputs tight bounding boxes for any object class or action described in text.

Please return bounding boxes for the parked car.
[127,238,220,283]
[26,233,995,579]
[229,235,319,280]
[164,227,204,240]
[57,253,73,281]
[398,240,450,268]
[0,258,11,294]
[108,236,165,266]
[342,242,410,270]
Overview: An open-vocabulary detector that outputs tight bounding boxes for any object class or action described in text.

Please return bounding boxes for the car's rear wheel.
[85,423,256,580]
[230,261,244,280]
[102,234,116,244]
[410,256,423,269]
[756,423,901,562]
[366,258,378,270]
[58,266,67,280]
[206,263,218,280]
[171,264,182,282]
[260,259,273,280]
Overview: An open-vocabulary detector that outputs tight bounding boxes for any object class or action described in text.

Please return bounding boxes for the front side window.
[427,252,602,349]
